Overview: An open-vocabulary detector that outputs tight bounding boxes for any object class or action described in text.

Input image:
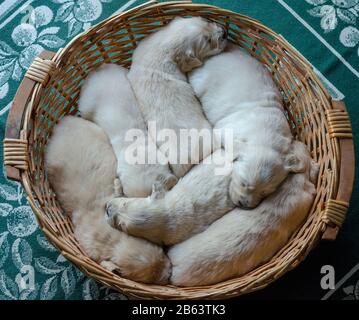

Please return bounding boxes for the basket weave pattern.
[3,1,354,299]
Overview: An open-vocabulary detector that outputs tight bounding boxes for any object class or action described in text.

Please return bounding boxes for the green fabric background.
[0,0,358,300]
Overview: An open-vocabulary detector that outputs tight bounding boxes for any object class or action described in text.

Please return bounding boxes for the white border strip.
[313,67,345,100]
[112,0,140,16]
[0,0,22,21]
[280,33,345,100]
[0,0,139,118]
[0,0,34,30]
[277,0,359,79]
[0,101,12,116]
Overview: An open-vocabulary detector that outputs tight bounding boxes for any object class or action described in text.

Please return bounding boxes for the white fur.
[127,17,227,178]
[106,149,235,246]
[78,64,177,197]
[189,44,306,208]
[45,116,171,284]
[168,142,318,286]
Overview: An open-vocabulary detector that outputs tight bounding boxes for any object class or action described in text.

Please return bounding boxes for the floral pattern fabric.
[0,0,137,300]
[306,0,359,52]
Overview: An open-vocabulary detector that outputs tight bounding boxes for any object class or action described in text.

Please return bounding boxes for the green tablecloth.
[0,0,358,300]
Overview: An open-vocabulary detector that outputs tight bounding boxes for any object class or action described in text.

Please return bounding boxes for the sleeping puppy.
[45,116,171,284]
[106,149,236,246]
[78,64,177,197]
[189,43,306,208]
[127,17,227,178]
[168,141,319,286]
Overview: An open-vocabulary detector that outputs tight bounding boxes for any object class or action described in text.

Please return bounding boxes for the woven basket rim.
[5,0,354,299]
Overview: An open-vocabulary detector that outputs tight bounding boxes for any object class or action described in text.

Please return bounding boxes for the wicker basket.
[3,0,355,299]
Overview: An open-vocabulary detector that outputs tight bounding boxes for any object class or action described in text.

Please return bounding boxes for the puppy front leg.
[106,198,129,231]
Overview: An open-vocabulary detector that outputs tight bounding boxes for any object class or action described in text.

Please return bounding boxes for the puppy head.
[113,236,171,284]
[169,17,227,72]
[230,143,306,208]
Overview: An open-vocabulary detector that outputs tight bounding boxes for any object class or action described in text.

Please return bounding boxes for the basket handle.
[3,50,55,182]
[322,100,355,241]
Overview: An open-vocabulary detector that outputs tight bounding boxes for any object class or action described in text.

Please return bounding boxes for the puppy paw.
[157,174,178,189]
[151,181,166,200]
[163,174,178,190]
[106,200,127,232]
[150,174,177,200]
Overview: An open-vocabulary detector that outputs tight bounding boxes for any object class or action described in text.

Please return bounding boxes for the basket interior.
[25,4,338,299]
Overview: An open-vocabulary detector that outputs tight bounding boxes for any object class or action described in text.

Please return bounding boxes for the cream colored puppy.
[106,149,235,246]
[168,142,319,286]
[128,17,227,178]
[189,44,306,208]
[78,64,177,197]
[45,116,171,284]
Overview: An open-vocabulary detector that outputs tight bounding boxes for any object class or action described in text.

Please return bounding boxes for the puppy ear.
[285,153,304,173]
[177,49,203,73]
[284,143,306,173]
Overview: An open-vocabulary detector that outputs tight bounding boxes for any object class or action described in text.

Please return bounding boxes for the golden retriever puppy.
[168,141,319,286]
[78,64,177,197]
[106,149,236,246]
[189,43,306,208]
[45,116,171,284]
[127,17,227,178]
